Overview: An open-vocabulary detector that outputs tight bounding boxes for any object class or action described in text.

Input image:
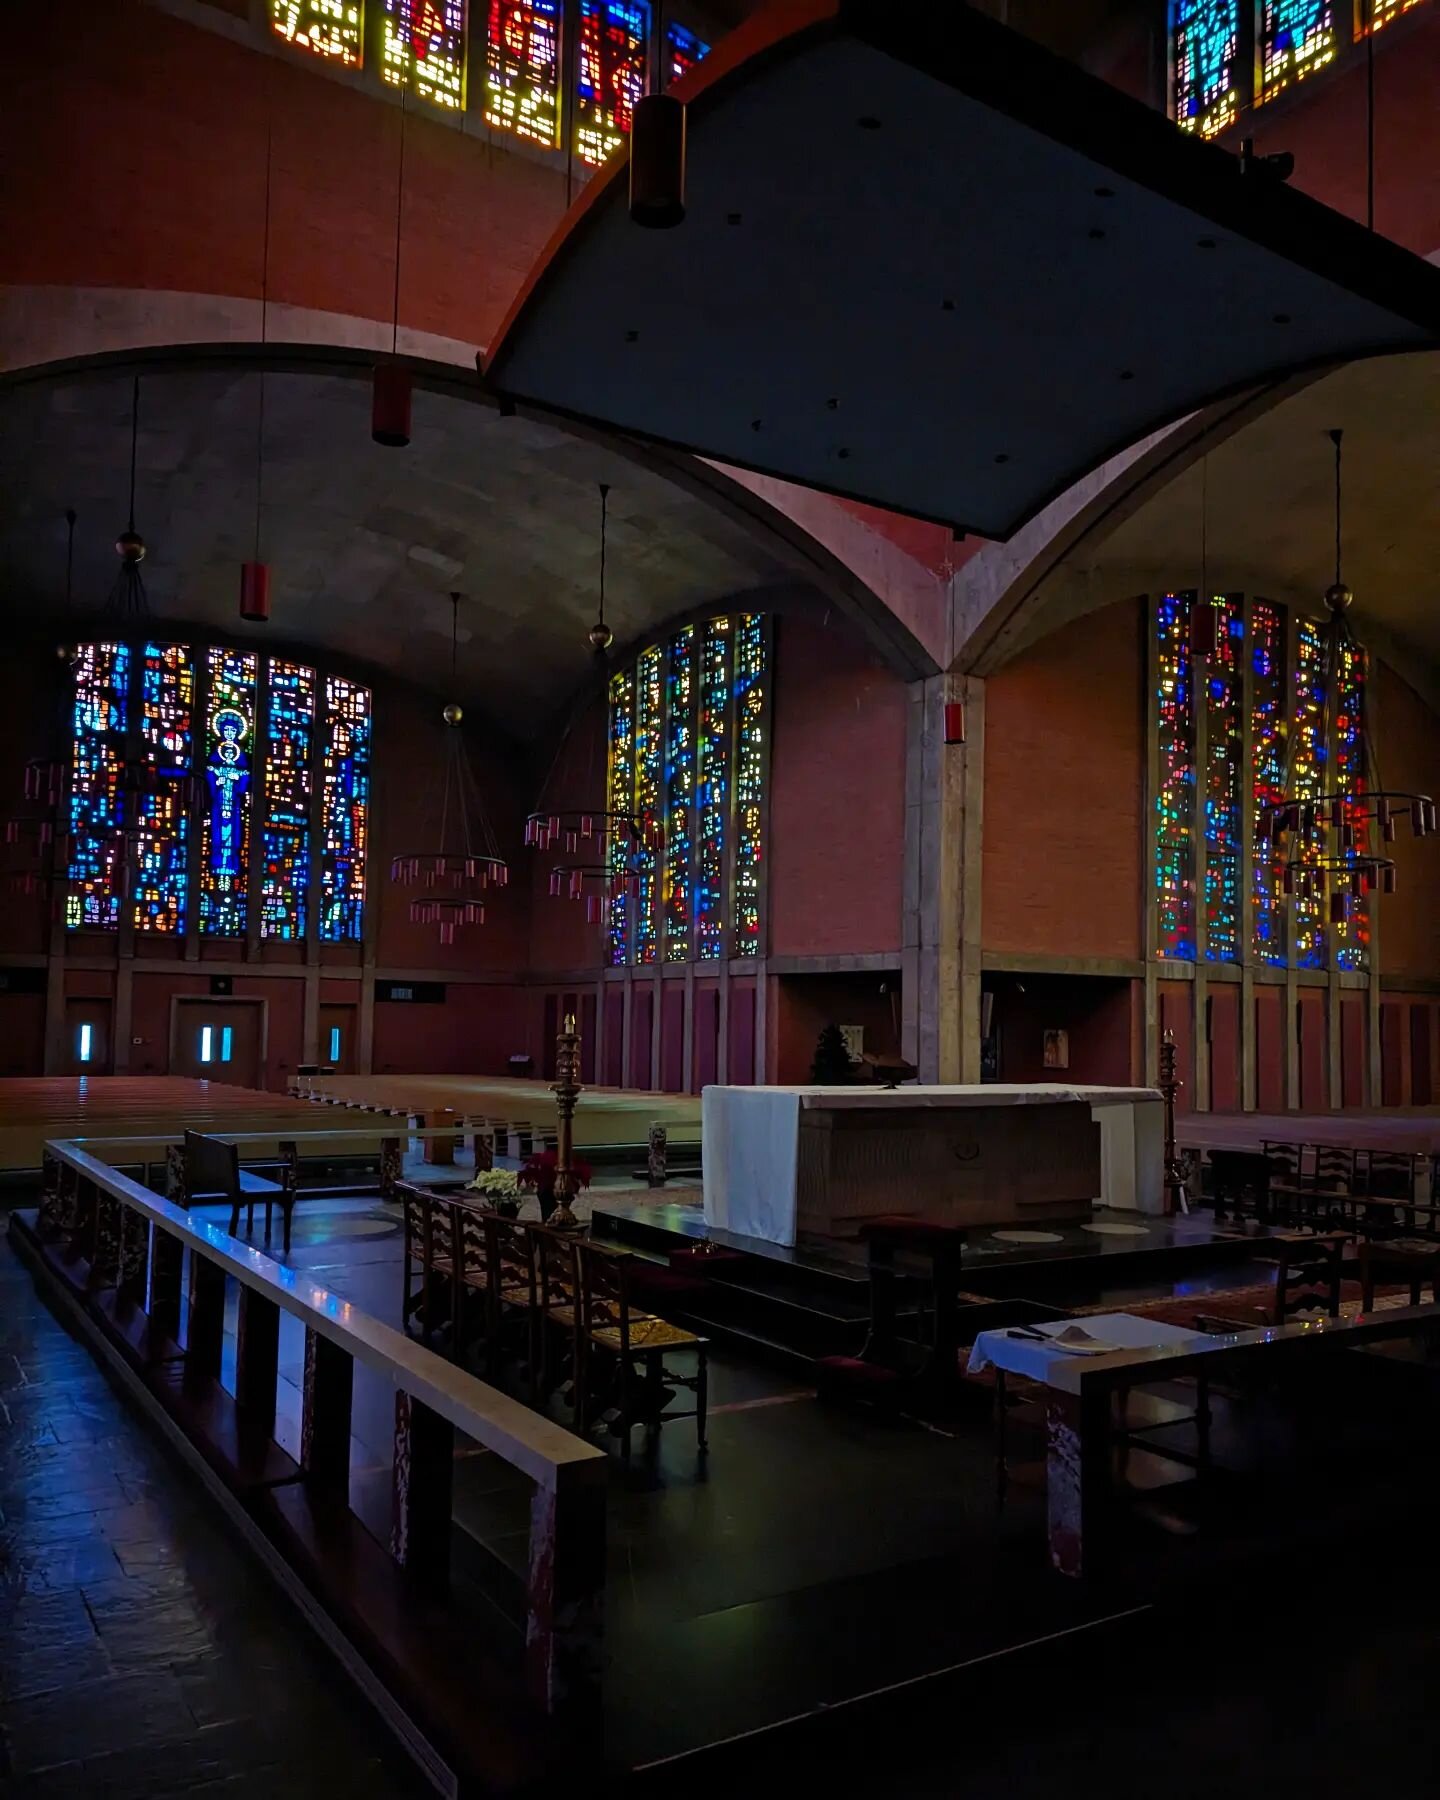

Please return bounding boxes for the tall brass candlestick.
[550,1011,582,1231]
[1158,1029,1189,1217]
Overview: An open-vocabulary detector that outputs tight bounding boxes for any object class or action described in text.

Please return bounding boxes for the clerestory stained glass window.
[665,19,709,85]
[200,648,257,938]
[66,643,131,933]
[1258,0,1338,102]
[1172,0,1242,138]
[1250,599,1288,965]
[382,0,467,108]
[320,676,371,942]
[485,0,561,147]
[576,0,650,167]
[261,661,316,941]
[269,0,364,67]
[1155,593,1196,960]
[132,643,194,937]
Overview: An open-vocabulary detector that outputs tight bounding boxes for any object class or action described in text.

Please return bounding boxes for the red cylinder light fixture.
[944,700,966,745]
[372,363,412,448]
[1189,599,1216,659]
[240,561,271,623]
[629,93,687,229]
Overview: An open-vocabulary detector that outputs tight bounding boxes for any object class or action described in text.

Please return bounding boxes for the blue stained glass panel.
[320,675,370,942]
[261,660,316,941]
[66,642,131,932]
[1172,0,1241,138]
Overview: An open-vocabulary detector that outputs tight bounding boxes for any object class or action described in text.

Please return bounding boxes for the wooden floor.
[1179,1108,1440,1156]
[0,1077,324,1172]
[295,1073,703,1146]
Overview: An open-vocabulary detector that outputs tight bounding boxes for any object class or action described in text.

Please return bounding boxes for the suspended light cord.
[127,376,140,537]
[1199,454,1209,608]
[64,508,76,613]
[598,483,610,636]
[256,109,274,563]
[1366,24,1376,233]
[1331,427,1343,590]
[391,93,408,357]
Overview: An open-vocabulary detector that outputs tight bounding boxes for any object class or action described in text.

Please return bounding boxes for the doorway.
[171,998,264,1087]
[319,1003,357,1074]
[65,998,112,1075]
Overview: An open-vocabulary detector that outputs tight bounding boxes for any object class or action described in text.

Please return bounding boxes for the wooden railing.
[27,1139,608,1738]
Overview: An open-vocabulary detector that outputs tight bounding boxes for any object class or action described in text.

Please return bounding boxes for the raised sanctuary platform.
[703,1084,1165,1247]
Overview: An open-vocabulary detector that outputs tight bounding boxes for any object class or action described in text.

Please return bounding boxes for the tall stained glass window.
[1290,617,1327,968]
[1333,638,1370,971]
[485,0,561,147]
[663,626,694,962]
[695,617,732,961]
[1155,593,1196,959]
[605,613,769,966]
[576,0,650,167]
[1250,599,1288,965]
[132,643,194,936]
[382,0,467,107]
[1202,595,1243,962]
[1172,0,1242,138]
[270,0,365,67]
[606,667,636,968]
[321,677,371,942]
[1259,0,1338,102]
[631,643,663,965]
[733,613,765,958]
[66,644,131,932]
[261,662,316,941]
[666,19,709,85]
[200,649,257,938]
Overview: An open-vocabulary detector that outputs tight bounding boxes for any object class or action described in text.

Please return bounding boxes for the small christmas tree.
[811,1022,854,1084]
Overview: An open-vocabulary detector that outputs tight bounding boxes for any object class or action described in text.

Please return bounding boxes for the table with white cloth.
[969,1311,1208,1489]
[701,1084,1165,1248]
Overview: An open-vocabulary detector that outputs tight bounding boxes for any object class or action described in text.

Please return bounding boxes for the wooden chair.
[481,1214,539,1382]
[1351,1150,1420,1239]
[1206,1150,1275,1226]
[532,1225,583,1415]
[1359,1239,1440,1311]
[1197,1233,1350,1330]
[1260,1140,1308,1228]
[399,1181,457,1342]
[184,1129,297,1251]
[574,1240,708,1454]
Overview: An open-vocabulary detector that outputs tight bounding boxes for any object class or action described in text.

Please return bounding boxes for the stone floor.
[0,1230,426,1798]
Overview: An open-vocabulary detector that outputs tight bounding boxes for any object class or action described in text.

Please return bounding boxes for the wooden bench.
[184,1129,298,1252]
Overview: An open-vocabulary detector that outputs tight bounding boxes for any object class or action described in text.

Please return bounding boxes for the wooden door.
[172,999,263,1086]
[319,1003,357,1074]
[64,998,112,1075]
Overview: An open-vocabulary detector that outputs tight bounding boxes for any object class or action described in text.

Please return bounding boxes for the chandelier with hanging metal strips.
[1260,429,1434,924]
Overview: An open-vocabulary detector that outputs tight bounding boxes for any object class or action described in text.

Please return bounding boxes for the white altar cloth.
[702,1083,1165,1247]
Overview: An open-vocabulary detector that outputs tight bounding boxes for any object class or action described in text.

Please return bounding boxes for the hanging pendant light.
[388,593,508,943]
[1263,427,1433,914]
[526,483,655,915]
[108,377,151,623]
[242,111,274,620]
[372,92,412,448]
[630,92,687,229]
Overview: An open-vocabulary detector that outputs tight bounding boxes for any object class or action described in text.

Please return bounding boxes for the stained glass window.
[320,677,371,942]
[1290,616,1327,968]
[132,643,194,936]
[382,0,467,107]
[1172,0,1242,138]
[666,19,709,85]
[66,643,130,932]
[1250,599,1288,965]
[1202,595,1243,962]
[631,643,663,965]
[733,613,766,958]
[1258,0,1338,102]
[605,613,768,966]
[607,667,636,967]
[485,0,561,147]
[1333,637,1370,971]
[1362,0,1425,32]
[261,661,316,942]
[663,626,694,962]
[576,0,650,168]
[200,649,257,938]
[1155,593,1196,960]
[695,617,732,962]
[270,0,364,67]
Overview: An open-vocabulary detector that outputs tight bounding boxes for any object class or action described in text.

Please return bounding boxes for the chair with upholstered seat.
[399,1182,457,1342]
[574,1239,708,1453]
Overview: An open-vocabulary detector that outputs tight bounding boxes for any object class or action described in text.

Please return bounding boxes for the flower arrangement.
[466,1167,521,1213]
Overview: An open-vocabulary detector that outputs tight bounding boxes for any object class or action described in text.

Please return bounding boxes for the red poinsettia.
[519,1148,593,1195]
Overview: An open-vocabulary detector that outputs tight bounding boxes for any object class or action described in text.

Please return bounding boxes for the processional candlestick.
[1158,1030,1189,1217]
[549,1011,583,1232]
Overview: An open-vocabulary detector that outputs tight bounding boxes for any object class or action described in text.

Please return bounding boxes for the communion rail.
[12,1139,608,1793]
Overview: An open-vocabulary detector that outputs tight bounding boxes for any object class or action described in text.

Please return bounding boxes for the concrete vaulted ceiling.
[0,365,819,741]
[485,0,1440,536]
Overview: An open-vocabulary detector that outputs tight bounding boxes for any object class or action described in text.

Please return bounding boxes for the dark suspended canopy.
[484,0,1440,537]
